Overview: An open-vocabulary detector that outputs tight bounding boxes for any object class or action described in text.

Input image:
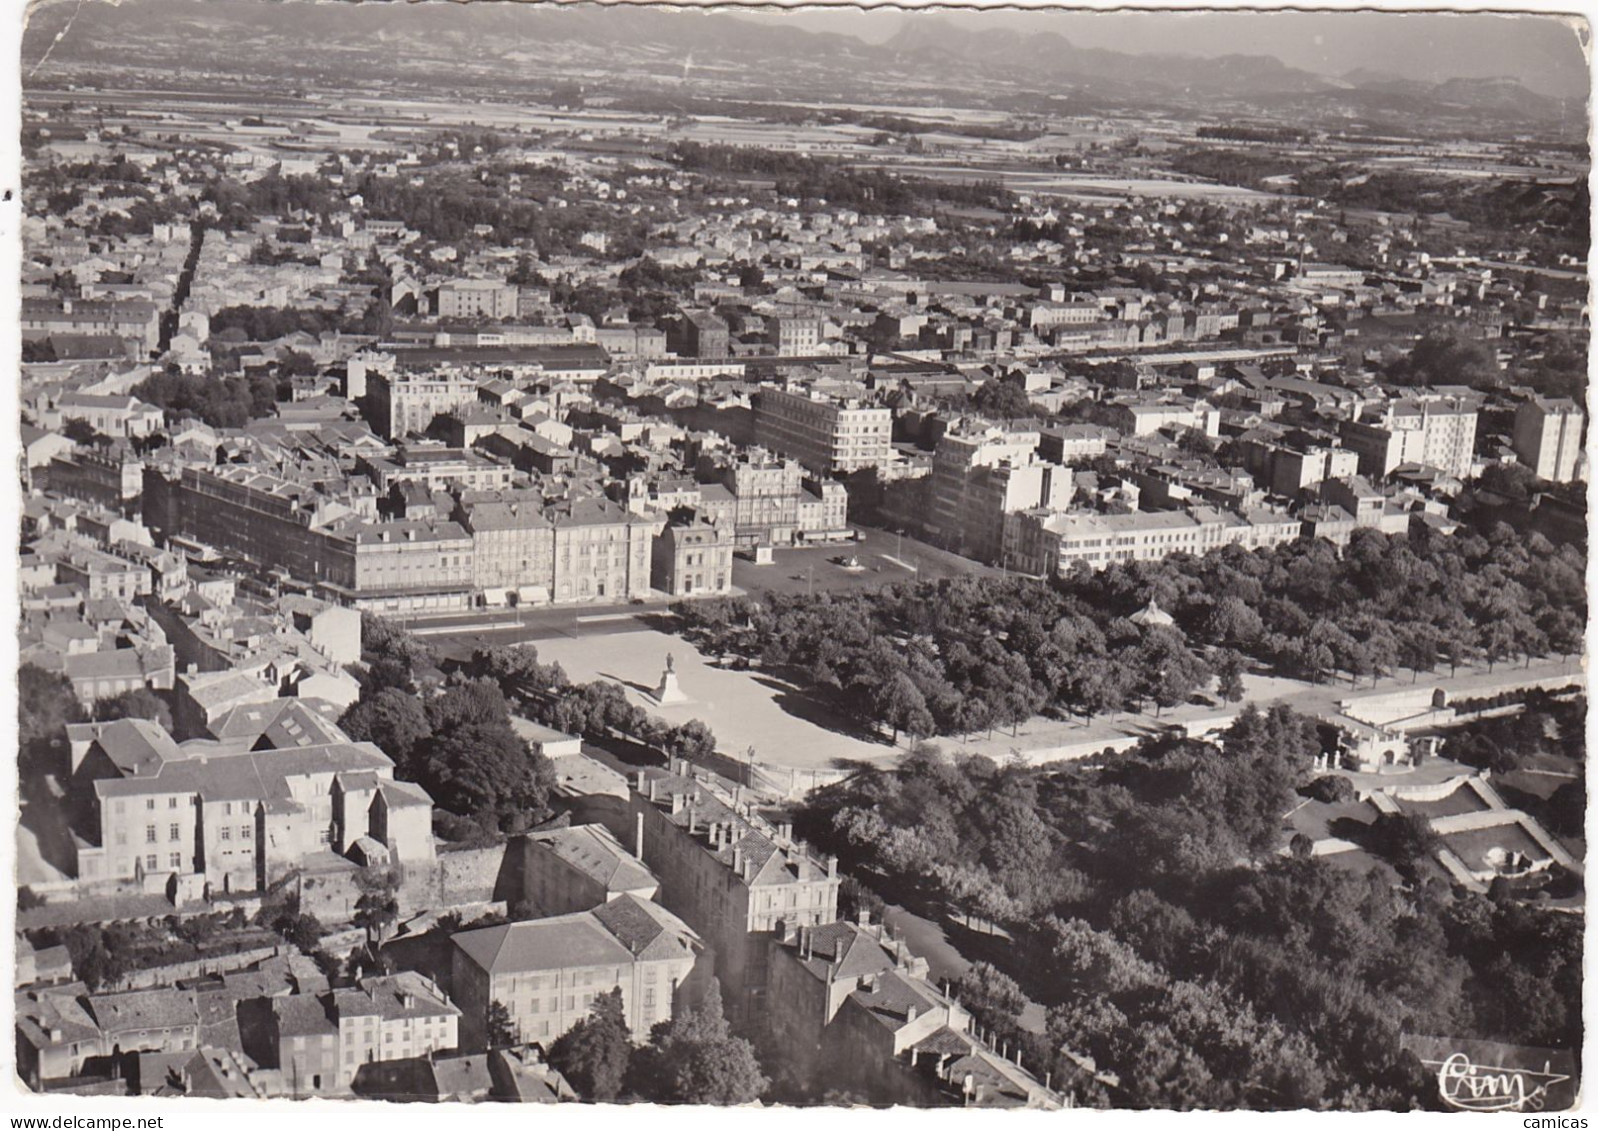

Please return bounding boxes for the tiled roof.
[430,1054,494,1098]
[333,973,457,1023]
[527,824,655,894]
[87,988,201,1035]
[591,894,697,962]
[71,717,180,776]
[848,969,941,1032]
[271,993,337,1038]
[15,988,101,1048]
[94,740,399,807]
[457,898,692,976]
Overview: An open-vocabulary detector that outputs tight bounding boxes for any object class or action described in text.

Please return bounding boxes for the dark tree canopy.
[548,988,632,1101]
[627,980,768,1105]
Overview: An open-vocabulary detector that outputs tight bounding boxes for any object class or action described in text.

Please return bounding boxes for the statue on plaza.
[653,650,688,705]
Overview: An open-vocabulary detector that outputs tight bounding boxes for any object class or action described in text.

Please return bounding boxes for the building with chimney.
[767,917,1062,1108]
[681,310,730,359]
[651,516,734,598]
[67,713,435,892]
[613,760,841,1029]
[435,279,520,321]
[237,972,459,1098]
[514,823,660,917]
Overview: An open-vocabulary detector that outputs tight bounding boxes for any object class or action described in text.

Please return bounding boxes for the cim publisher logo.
[1403,1035,1578,1113]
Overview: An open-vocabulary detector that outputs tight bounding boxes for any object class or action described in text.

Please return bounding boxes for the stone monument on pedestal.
[652,651,689,706]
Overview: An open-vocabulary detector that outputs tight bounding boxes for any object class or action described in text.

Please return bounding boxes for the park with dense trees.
[673,522,1583,745]
[795,705,1583,1110]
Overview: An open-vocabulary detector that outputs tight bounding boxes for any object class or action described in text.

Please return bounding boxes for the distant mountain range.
[21,0,1581,129]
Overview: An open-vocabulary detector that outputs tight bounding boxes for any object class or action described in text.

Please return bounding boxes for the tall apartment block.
[1339,397,1478,480]
[751,386,893,475]
[1512,396,1584,483]
[768,314,822,355]
[926,426,1072,561]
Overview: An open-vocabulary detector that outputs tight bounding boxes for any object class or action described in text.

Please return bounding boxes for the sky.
[732,8,1591,98]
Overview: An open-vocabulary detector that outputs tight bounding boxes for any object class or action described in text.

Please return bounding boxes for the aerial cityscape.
[9,0,1588,1113]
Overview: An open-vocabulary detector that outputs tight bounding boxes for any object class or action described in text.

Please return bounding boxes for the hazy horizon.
[732,7,1590,99]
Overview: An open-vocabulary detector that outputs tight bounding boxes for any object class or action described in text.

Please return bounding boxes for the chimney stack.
[732,846,743,874]
[827,855,838,879]
[634,811,644,860]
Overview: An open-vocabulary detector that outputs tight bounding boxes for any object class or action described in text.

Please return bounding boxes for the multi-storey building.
[242,973,459,1098]
[144,466,475,614]
[1029,298,1100,330]
[54,545,152,603]
[47,445,146,515]
[21,296,162,357]
[1010,505,1302,575]
[767,918,1061,1108]
[681,310,730,359]
[548,497,655,604]
[16,987,202,1089]
[367,369,482,439]
[453,489,556,600]
[964,460,1073,567]
[362,447,515,495]
[768,315,822,355]
[145,465,349,585]
[435,280,520,321]
[1234,440,1361,498]
[450,894,702,1050]
[610,761,840,1029]
[1512,396,1584,483]
[514,823,660,917]
[1340,398,1478,480]
[1105,399,1221,438]
[751,387,893,474]
[54,393,165,439]
[651,517,734,597]
[317,516,476,614]
[926,428,1035,555]
[1037,424,1109,463]
[68,713,435,891]
[796,476,850,539]
[717,451,803,548]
